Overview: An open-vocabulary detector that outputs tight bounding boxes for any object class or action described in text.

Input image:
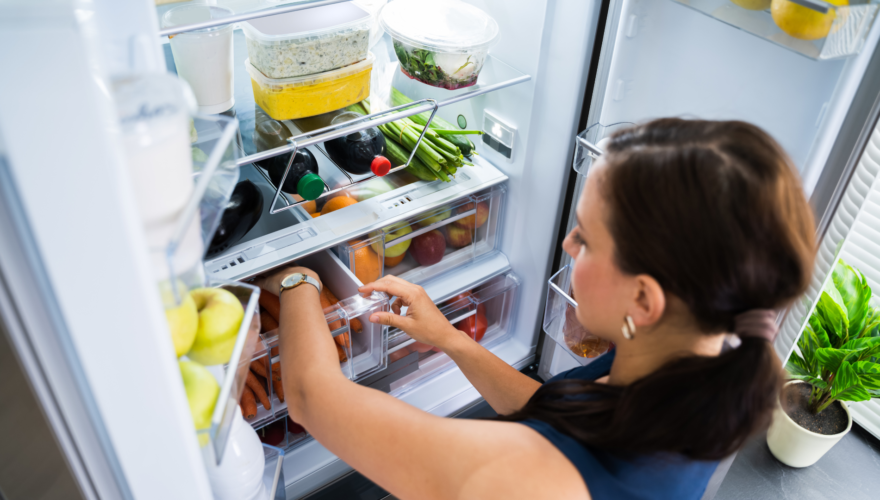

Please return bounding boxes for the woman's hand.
[254,265,322,296]
[359,276,464,352]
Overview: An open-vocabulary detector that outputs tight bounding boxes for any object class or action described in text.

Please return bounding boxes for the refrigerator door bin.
[572,122,633,176]
[262,443,286,500]
[670,0,880,61]
[543,265,614,366]
[241,249,389,430]
[335,185,506,286]
[372,272,521,396]
[196,281,262,465]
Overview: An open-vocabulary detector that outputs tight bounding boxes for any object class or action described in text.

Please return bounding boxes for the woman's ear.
[629,275,666,328]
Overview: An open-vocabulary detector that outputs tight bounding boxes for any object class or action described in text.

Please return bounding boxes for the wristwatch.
[279,273,322,296]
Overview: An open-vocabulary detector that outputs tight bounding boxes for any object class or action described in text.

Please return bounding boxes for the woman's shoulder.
[519,418,718,500]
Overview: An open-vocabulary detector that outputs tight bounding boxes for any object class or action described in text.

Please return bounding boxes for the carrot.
[271,362,282,381]
[321,288,344,331]
[272,378,284,402]
[246,371,271,410]
[324,287,364,333]
[250,360,269,379]
[336,343,347,362]
[334,333,350,349]
[241,386,258,419]
[259,291,281,322]
[270,346,279,357]
[260,310,279,333]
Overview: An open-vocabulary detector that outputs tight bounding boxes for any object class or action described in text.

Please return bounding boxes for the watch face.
[281,273,305,288]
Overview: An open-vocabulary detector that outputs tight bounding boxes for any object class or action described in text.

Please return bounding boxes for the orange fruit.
[321,196,358,215]
[385,252,406,268]
[309,212,320,218]
[301,200,316,214]
[348,240,381,284]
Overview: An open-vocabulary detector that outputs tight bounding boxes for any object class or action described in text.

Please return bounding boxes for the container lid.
[297,173,325,201]
[162,5,234,34]
[241,2,370,43]
[244,52,375,88]
[379,0,499,53]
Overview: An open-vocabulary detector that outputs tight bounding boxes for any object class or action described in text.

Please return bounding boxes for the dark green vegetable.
[385,137,437,182]
[390,88,477,156]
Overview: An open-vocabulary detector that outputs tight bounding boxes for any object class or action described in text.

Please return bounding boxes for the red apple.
[410,230,446,266]
[454,202,490,230]
[445,224,474,248]
[287,416,306,435]
[455,304,488,342]
[258,419,286,446]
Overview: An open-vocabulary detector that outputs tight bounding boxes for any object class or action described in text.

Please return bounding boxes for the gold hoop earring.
[622,315,636,340]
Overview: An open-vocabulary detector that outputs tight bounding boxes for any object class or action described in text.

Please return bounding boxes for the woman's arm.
[359,276,541,415]
[261,267,588,500]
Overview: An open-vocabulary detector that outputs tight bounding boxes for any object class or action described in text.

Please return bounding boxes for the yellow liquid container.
[244,53,374,121]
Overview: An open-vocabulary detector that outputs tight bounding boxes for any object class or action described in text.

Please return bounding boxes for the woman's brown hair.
[502,119,815,460]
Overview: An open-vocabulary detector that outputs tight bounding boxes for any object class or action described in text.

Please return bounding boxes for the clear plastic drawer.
[335,185,506,286]
[242,249,389,430]
[362,272,520,396]
[543,265,614,366]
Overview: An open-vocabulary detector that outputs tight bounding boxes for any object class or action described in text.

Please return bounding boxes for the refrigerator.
[1,0,879,499]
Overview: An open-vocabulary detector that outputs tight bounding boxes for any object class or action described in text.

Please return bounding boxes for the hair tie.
[734,309,779,343]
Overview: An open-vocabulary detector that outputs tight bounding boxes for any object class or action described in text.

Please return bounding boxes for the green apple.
[187,287,244,365]
[165,292,198,358]
[419,207,452,226]
[371,222,413,258]
[179,360,219,445]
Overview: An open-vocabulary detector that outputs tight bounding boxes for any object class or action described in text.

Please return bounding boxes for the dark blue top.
[520,350,718,500]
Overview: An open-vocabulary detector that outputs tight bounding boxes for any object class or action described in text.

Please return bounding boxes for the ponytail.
[508,120,814,459]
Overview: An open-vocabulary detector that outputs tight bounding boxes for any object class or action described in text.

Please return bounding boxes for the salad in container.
[379,0,500,90]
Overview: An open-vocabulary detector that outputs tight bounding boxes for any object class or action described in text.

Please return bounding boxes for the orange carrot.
[259,292,281,322]
[250,360,269,379]
[272,378,284,402]
[246,371,271,410]
[336,343,347,362]
[270,346,279,357]
[271,362,282,382]
[260,310,278,333]
[241,386,257,419]
[321,288,344,331]
[324,287,363,333]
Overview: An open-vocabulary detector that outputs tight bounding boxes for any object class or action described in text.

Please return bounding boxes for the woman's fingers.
[359,275,417,300]
[369,311,413,330]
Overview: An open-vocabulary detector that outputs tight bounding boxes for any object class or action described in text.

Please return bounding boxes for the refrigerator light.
[482,111,515,160]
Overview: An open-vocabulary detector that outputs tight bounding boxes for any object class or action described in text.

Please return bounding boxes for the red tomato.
[442,291,473,309]
[455,304,488,342]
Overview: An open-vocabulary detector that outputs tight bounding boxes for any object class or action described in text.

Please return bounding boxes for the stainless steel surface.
[266,99,439,215]
[158,0,349,37]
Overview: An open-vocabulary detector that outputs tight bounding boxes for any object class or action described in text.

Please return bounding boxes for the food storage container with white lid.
[242,2,371,79]
[380,0,500,90]
[245,53,375,121]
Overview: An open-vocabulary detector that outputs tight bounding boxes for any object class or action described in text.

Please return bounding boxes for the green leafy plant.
[393,41,479,90]
[787,259,880,414]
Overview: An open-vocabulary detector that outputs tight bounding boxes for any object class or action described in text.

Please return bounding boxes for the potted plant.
[767,259,880,467]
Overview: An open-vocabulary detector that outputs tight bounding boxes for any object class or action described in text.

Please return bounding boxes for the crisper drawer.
[543,265,613,365]
[335,185,506,286]
[241,250,389,431]
[362,272,520,396]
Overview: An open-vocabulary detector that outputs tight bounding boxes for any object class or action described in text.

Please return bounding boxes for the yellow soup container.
[245,53,375,121]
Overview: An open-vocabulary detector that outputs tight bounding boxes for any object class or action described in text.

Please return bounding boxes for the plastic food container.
[162,5,235,114]
[245,53,375,121]
[380,0,500,89]
[241,2,371,79]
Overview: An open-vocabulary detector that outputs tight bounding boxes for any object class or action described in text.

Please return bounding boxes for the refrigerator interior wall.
[591,0,880,196]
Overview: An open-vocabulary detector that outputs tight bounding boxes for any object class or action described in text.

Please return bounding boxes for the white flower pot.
[766,381,852,468]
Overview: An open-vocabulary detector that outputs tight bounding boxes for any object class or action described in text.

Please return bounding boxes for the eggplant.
[207,180,263,257]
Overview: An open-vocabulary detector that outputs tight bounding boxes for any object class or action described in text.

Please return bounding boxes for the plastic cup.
[163,5,235,114]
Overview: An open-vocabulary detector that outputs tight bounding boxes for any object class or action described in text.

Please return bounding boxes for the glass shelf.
[671,0,880,60]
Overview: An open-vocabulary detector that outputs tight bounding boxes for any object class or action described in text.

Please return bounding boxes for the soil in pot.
[782,383,848,435]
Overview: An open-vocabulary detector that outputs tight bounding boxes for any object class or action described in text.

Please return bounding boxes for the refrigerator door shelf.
[205,154,508,283]
[373,272,521,397]
[335,184,506,287]
[543,265,614,367]
[195,280,262,465]
[242,249,390,430]
[671,0,880,61]
[573,122,634,176]
[157,113,241,308]
[262,443,286,500]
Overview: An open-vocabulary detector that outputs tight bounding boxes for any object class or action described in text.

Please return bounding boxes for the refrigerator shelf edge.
[205,154,508,282]
[669,0,880,61]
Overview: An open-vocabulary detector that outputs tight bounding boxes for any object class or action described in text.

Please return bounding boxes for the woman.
[258,119,815,499]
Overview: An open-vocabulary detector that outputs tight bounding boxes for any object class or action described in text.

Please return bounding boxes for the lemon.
[731,0,771,10]
[771,0,848,41]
